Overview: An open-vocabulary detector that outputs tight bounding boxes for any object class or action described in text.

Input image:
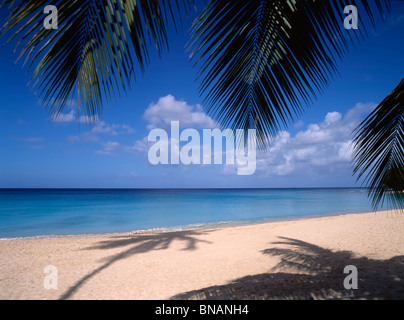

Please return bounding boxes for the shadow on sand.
[60,230,212,300]
[172,237,404,300]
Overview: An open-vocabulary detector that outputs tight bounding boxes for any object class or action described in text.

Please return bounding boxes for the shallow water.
[0,188,378,238]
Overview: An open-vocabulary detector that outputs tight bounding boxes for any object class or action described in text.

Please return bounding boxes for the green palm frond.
[353,79,404,210]
[0,0,193,121]
[188,0,390,145]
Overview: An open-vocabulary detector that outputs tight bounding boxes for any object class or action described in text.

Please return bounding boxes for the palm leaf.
[188,0,390,145]
[353,78,404,211]
[0,0,193,121]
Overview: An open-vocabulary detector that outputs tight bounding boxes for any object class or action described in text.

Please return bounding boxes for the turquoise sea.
[0,188,381,239]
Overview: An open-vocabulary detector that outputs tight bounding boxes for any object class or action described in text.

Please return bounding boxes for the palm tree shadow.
[172,237,404,300]
[60,230,212,300]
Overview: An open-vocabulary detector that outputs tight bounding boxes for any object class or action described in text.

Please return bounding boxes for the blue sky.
[0,2,403,188]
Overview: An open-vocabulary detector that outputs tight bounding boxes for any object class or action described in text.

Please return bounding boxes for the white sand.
[1,211,403,300]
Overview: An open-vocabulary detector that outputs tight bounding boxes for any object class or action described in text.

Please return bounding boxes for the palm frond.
[0,0,193,121]
[353,78,404,211]
[188,0,390,145]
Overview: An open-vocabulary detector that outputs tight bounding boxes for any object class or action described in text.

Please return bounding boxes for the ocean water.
[0,188,378,239]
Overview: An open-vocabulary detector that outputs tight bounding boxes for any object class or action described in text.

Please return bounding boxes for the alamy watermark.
[147,121,257,176]
[42,4,358,31]
[43,5,58,30]
[43,265,58,290]
[344,5,359,30]
[343,265,358,290]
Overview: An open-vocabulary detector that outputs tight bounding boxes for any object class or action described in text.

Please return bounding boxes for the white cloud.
[143,95,217,130]
[94,95,218,157]
[95,138,151,156]
[67,120,135,143]
[294,120,304,129]
[121,124,135,134]
[52,109,99,124]
[67,131,99,143]
[338,141,354,162]
[324,111,342,125]
[95,141,122,156]
[91,121,119,136]
[53,110,76,123]
[295,123,332,145]
[251,102,376,178]
[92,94,375,182]
[78,114,100,123]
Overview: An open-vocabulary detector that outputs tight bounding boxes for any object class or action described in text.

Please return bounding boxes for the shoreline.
[1,210,403,300]
[0,208,385,242]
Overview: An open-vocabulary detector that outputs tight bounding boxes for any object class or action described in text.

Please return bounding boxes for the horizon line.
[0,187,368,190]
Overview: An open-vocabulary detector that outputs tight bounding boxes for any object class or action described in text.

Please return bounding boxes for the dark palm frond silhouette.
[0,0,194,120]
[353,79,404,210]
[188,0,390,145]
[1,0,390,130]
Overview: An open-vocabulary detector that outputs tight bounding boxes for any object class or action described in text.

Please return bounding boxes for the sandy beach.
[1,210,403,300]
